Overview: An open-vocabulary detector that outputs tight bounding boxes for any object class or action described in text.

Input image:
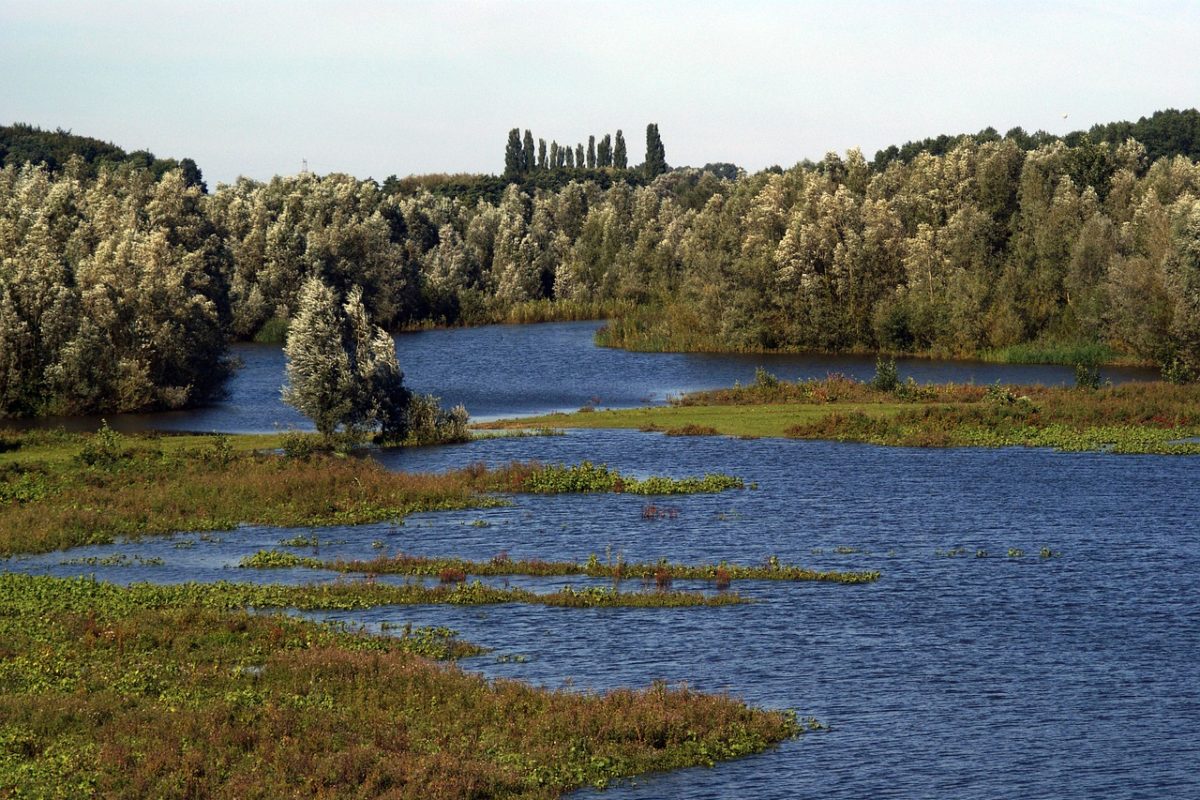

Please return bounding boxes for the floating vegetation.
[516,461,744,496]
[1040,546,1060,558]
[641,504,680,520]
[59,554,165,567]
[976,549,989,558]
[936,547,967,558]
[832,546,861,555]
[239,550,881,585]
[279,533,321,547]
[468,519,491,528]
[1007,548,1025,558]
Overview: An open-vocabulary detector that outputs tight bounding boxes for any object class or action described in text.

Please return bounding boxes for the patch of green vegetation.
[517,461,743,495]
[0,574,795,796]
[980,340,1121,366]
[487,377,1200,455]
[251,316,289,343]
[239,550,881,585]
[0,427,753,557]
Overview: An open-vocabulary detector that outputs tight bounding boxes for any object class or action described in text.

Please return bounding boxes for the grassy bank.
[482,376,1200,454]
[0,429,747,556]
[596,306,1151,367]
[0,574,798,798]
[239,550,882,585]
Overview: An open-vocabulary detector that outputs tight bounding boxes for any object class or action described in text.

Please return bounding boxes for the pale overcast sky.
[2,1,1198,185]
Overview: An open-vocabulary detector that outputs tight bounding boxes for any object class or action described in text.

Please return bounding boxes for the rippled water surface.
[8,321,1161,433]
[4,322,1193,797]
[11,426,1199,799]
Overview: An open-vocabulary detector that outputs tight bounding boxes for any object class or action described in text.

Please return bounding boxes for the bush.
[397,394,470,447]
[1074,359,1102,390]
[868,357,899,391]
[76,421,128,468]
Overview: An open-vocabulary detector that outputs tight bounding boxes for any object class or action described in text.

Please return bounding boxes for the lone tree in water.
[283,276,411,441]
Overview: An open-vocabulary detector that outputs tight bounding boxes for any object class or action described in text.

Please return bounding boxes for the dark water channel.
[6,320,1161,433]
[4,322,1195,798]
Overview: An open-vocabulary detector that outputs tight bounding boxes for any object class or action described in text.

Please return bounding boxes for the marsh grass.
[0,574,796,798]
[494,376,1200,453]
[0,429,748,557]
[238,550,882,585]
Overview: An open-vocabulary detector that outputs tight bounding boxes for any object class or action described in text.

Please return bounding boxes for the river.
[4,322,1195,799]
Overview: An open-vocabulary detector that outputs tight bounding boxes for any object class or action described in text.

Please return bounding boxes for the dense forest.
[2,112,1200,416]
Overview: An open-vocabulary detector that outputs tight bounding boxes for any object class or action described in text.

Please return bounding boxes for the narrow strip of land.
[479,376,1200,454]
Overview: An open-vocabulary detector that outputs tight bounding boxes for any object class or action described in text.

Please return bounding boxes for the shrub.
[868,356,899,391]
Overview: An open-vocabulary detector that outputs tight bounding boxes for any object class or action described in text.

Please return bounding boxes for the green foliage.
[241,549,882,584]
[1074,359,1102,390]
[868,357,900,391]
[520,461,744,495]
[397,393,470,446]
[283,278,412,441]
[75,422,128,468]
[0,573,797,796]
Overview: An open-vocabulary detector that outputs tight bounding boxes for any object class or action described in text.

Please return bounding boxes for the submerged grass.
[0,574,795,798]
[240,550,881,585]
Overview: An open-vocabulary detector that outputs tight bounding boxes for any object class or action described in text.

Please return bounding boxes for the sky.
[2,0,1199,186]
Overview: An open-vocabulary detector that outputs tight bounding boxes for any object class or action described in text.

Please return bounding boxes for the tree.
[575,143,585,168]
[645,124,667,178]
[587,136,596,169]
[522,130,535,174]
[503,128,522,179]
[549,141,560,169]
[537,138,547,170]
[283,276,410,440]
[598,134,612,168]
[565,146,575,169]
[613,130,627,169]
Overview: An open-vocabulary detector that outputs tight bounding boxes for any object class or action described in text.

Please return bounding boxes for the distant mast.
[301,158,309,175]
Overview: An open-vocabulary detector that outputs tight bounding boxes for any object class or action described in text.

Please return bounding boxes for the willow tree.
[283,276,410,440]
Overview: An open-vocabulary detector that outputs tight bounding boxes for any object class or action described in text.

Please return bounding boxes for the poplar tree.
[538,138,547,169]
[587,136,596,169]
[565,147,575,169]
[613,130,627,169]
[598,134,612,167]
[522,130,535,174]
[503,128,522,179]
[644,123,667,178]
[576,144,585,168]
[549,141,559,169]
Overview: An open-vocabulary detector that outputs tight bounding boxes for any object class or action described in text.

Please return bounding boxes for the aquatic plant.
[0,573,796,796]
[238,549,882,585]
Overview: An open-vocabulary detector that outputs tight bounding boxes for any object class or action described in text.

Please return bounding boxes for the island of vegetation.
[482,365,1200,455]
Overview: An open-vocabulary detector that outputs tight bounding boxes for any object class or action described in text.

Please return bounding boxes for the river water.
[4,322,1196,799]
[8,321,1160,433]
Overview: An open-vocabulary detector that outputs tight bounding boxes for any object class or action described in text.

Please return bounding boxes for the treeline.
[0,123,206,189]
[4,115,1200,417]
[0,163,229,416]
[874,108,1200,170]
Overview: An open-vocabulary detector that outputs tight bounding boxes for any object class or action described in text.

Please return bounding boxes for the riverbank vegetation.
[484,372,1200,454]
[0,427,748,556]
[239,549,882,584]
[6,111,1200,417]
[0,573,796,797]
